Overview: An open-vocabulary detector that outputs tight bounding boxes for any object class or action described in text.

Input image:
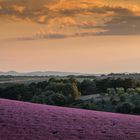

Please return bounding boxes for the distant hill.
[0,71,84,76]
[0,99,140,140]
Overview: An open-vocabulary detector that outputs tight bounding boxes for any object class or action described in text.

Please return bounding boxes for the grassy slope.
[0,99,140,140]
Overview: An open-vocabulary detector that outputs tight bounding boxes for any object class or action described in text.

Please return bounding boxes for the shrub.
[81,103,96,110]
[120,95,126,102]
[111,99,118,105]
[135,88,140,94]
[49,93,66,106]
[116,102,134,114]
[126,88,135,94]
[107,88,116,95]
[32,95,47,104]
[116,88,125,95]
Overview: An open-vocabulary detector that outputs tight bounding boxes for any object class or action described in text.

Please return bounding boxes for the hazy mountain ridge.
[0,71,84,76]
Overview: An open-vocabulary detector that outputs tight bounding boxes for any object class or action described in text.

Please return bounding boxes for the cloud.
[101,15,140,35]
[0,0,140,39]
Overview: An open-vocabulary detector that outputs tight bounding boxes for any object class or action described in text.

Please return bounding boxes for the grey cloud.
[17,31,105,41]
[100,16,140,35]
[17,33,68,41]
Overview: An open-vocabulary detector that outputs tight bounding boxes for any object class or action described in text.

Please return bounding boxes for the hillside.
[0,99,140,140]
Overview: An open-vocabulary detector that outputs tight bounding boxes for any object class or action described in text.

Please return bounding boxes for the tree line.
[0,77,140,114]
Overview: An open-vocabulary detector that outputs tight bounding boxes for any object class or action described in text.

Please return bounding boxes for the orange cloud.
[12,5,25,13]
[0,0,140,40]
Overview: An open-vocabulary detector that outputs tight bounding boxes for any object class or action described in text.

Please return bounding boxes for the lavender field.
[0,99,140,140]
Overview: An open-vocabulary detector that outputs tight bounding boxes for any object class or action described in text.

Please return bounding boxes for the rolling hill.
[0,99,140,140]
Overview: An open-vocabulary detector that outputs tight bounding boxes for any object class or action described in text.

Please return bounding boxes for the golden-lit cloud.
[12,5,25,13]
[0,0,140,40]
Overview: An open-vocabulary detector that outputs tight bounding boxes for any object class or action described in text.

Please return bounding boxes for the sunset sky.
[0,0,140,73]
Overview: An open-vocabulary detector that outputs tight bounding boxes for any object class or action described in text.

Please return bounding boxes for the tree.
[116,87,125,95]
[110,97,118,105]
[82,103,96,110]
[111,99,118,105]
[2,85,26,100]
[96,79,109,92]
[0,88,3,98]
[80,80,97,95]
[32,94,47,104]
[107,88,116,95]
[49,93,66,106]
[126,88,135,94]
[71,81,81,100]
[135,88,140,94]
[133,105,140,114]
[41,90,55,96]
[120,95,126,102]
[116,102,134,114]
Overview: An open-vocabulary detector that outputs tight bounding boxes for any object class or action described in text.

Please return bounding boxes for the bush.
[116,87,125,95]
[111,99,118,105]
[120,95,126,102]
[32,95,47,104]
[49,93,66,106]
[107,88,116,95]
[135,88,140,94]
[131,94,140,105]
[133,105,140,114]
[80,80,97,95]
[41,90,55,96]
[116,102,134,114]
[81,103,96,110]
[126,88,135,94]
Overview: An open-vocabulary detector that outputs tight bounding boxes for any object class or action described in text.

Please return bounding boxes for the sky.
[0,0,140,73]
